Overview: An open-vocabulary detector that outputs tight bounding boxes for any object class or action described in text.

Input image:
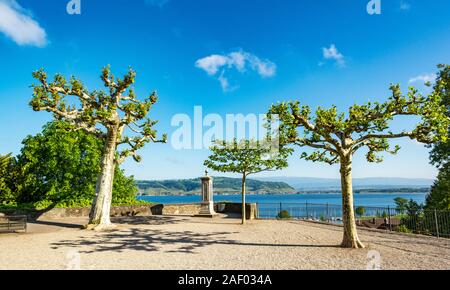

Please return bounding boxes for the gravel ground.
[0,215,449,270]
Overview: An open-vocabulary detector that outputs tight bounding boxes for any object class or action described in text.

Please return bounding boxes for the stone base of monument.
[194,202,218,218]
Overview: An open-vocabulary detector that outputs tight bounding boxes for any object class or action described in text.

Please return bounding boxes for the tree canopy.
[204,138,292,224]
[426,64,450,210]
[269,83,448,167]
[0,153,15,205]
[30,66,167,165]
[429,64,450,168]
[2,121,139,209]
[204,139,292,177]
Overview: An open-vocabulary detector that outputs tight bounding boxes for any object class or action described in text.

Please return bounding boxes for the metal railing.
[255,202,450,238]
[0,215,27,233]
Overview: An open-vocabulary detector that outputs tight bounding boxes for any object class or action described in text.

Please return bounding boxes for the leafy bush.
[426,165,450,210]
[355,206,366,217]
[397,225,413,234]
[394,197,409,212]
[112,197,151,206]
[1,121,141,209]
[277,210,291,219]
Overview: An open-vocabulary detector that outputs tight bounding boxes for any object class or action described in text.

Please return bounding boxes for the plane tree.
[268,69,449,248]
[204,139,292,224]
[30,66,167,230]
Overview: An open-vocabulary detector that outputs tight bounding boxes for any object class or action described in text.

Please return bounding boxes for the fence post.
[388,206,392,231]
[326,203,329,222]
[434,209,440,238]
[306,201,308,219]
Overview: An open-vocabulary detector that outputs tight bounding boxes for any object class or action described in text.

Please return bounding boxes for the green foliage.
[429,64,450,168]
[0,153,16,204]
[426,166,450,210]
[268,65,449,245]
[30,66,167,165]
[427,65,450,210]
[394,197,409,212]
[277,210,291,219]
[204,139,292,224]
[393,199,424,234]
[0,154,11,169]
[204,139,292,177]
[404,200,424,217]
[111,197,151,207]
[375,210,389,218]
[397,225,413,234]
[29,67,165,222]
[355,206,366,217]
[10,121,138,207]
[269,65,449,166]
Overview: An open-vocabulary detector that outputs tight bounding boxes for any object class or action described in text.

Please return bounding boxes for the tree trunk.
[241,173,246,225]
[88,129,117,230]
[340,154,365,248]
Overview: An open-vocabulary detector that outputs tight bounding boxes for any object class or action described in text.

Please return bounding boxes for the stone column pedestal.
[195,171,217,218]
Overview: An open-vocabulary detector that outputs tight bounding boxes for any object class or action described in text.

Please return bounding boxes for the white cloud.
[245,52,277,77]
[145,0,170,8]
[195,54,229,76]
[0,0,47,47]
[195,50,276,91]
[322,44,346,67]
[409,74,436,84]
[218,71,230,91]
[400,1,411,11]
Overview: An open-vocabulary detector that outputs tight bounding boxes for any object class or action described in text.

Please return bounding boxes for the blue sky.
[0,0,449,180]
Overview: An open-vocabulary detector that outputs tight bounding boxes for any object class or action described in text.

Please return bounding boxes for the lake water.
[138,192,427,208]
[138,192,427,220]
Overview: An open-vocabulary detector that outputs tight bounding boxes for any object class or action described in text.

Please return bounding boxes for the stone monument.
[195,170,217,217]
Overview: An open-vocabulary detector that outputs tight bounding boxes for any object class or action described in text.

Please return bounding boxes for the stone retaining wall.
[215,202,258,220]
[0,202,258,220]
[160,203,202,216]
[0,204,162,221]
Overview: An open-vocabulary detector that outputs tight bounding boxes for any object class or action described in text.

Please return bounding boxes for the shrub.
[397,224,413,234]
[356,206,366,217]
[277,210,291,219]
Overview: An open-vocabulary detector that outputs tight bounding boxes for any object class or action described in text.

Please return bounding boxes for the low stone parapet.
[215,202,258,220]
[0,202,258,220]
[0,204,162,221]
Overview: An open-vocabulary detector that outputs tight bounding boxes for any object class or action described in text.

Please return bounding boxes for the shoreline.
[138,190,430,197]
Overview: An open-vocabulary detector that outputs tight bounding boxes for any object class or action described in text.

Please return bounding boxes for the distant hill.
[136,177,296,196]
[254,177,434,190]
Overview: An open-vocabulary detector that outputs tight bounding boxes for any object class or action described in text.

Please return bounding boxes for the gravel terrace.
[0,215,449,270]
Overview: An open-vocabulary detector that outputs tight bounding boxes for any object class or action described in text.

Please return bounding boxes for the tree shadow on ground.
[293,220,450,252]
[29,220,85,229]
[111,216,189,226]
[50,218,340,254]
[51,228,237,254]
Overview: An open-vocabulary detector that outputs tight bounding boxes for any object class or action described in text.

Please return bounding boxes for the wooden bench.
[0,215,27,233]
